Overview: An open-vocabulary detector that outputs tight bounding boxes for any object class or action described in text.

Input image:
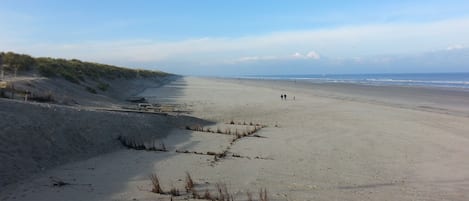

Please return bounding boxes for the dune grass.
[148,171,269,201]
[117,136,167,152]
[150,174,163,194]
[185,172,195,193]
[259,188,268,201]
[169,186,180,196]
[0,51,170,84]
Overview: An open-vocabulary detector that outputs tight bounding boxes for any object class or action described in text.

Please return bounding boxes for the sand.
[4,75,177,107]
[2,76,469,201]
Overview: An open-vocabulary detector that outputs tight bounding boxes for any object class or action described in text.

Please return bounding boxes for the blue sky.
[1,0,469,75]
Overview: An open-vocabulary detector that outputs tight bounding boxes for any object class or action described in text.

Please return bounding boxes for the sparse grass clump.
[29,91,55,102]
[117,136,167,152]
[170,186,180,196]
[185,123,262,139]
[50,177,70,187]
[150,174,163,194]
[185,172,195,192]
[85,86,97,94]
[155,142,167,152]
[146,171,269,201]
[203,189,213,200]
[246,191,253,201]
[191,189,200,199]
[187,125,203,132]
[216,183,234,201]
[96,82,110,91]
[259,188,268,201]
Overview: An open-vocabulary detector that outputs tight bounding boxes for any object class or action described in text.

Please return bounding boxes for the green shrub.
[85,86,97,94]
[1,52,36,71]
[62,71,80,84]
[1,51,170,83]
[96,82,110,91]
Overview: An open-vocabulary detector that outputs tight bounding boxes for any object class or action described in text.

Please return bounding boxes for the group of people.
[281,94,295,100]
[280,94,287,100]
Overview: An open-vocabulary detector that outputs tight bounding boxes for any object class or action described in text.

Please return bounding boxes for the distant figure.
[284,94,287,100]
[281,94,284,100]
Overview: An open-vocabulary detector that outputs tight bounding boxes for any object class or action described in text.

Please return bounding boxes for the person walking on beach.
[281,94,284,100]
[284,94,287,100]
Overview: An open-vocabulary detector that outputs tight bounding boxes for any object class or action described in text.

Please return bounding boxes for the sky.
[1,0,469,76]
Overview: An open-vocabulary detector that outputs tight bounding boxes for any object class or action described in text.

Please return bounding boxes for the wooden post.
[10,83,14,99]
[14,65,18,78]
[0,56,4,80]
[0,81,6,98]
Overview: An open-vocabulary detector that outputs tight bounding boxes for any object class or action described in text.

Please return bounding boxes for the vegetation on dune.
[0,52,36,77]
[148,171,269,201]
[85,86,97,94]
[96,82,110,91]
[0,51,170,83]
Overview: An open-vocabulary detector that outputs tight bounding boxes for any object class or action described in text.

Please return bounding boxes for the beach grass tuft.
[150,173,163,194]
[259,188,268,201]
[215,183,234,201]
[185,172,195,192]
[203,189,213,200]
[146,171,269,200]
[191,189,200,199]
[169,186,180,196]
[246,190,253,201]
[118,136,168,152]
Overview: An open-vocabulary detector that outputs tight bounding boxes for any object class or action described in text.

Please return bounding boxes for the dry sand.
[2,76,469,201]
[3,75,176,107]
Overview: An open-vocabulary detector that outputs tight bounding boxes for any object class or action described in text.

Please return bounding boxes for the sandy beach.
[2,76,469,201]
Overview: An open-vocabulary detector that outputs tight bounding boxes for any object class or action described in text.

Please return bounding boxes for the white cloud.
[290,51,320,60]
[306,51,320,59]
[292,52,303,58]
[232,55,278,63]
[446,44,464,51]
[237,56,261,62]
[233,51,320,64]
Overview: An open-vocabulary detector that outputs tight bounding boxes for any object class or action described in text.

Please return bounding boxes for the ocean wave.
[239,73,469,88]
[314,78,469,88]
[364,78,469,85]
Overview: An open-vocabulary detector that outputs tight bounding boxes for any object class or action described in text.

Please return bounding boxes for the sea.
[240,72,469,89]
